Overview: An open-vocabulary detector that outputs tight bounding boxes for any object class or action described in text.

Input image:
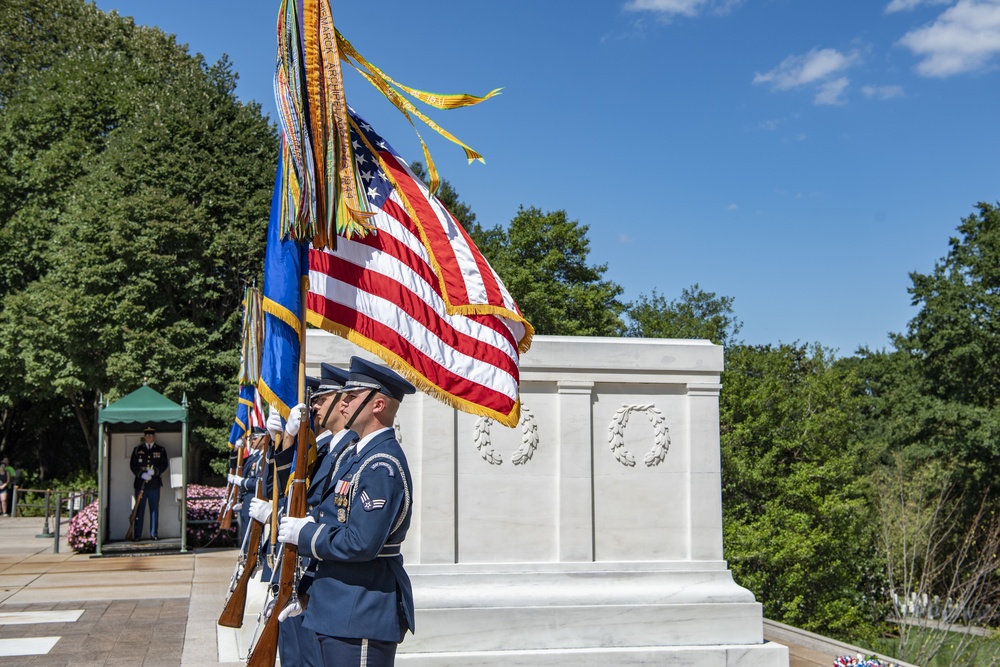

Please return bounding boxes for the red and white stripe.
[306,151,530,426]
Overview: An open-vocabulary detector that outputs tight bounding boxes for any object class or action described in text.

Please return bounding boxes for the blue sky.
[94,0,1000,355]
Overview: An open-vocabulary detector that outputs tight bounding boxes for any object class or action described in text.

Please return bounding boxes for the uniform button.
[319,511,325,518]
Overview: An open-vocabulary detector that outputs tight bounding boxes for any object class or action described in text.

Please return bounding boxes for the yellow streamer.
[336,30,502,110]
[335,30,496,181]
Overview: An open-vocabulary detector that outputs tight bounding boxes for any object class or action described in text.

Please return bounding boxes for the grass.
[870,624,1000,667]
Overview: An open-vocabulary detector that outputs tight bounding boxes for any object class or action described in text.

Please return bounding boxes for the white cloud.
[754,48,860,90]
[754,48,860,105]
[623,0,744,18]
[898,0,1000,76]
[727,203,739,211]
[861,84,905,98]
[885,0,952,13]
[815,77,850,105]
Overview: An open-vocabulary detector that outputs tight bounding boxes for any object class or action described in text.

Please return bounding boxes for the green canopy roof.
[99,385,186,425]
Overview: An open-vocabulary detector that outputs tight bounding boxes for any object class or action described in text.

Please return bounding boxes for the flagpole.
[298,276,308,404]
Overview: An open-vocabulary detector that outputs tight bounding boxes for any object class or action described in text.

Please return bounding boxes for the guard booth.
[95,384,189,556]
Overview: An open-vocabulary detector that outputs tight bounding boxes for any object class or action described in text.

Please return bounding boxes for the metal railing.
[13,487,97,553]
[9,487,232,553]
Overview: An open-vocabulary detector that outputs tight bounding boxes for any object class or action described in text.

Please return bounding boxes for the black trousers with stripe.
[316,635,397,667]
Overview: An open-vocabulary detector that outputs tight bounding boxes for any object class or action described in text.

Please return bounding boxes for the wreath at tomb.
[473,403,538,466]
[608,404,670,468]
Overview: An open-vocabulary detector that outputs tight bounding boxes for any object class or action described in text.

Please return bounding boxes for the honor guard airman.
[277,357,416,667]
[250,362,360,667]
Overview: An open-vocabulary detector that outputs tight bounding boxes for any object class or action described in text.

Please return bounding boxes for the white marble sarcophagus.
[307,331,788,666]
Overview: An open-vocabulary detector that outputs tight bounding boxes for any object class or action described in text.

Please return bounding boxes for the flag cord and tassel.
[274,0,501,249]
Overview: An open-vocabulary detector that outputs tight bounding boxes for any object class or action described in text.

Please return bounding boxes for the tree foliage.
[625,284,743,346]
[468,206,625,336]
[0,0,276,478]
[901,202,1000,409]
[409,164,626,336]
[721,343,884,641]
[844,203,1000,657]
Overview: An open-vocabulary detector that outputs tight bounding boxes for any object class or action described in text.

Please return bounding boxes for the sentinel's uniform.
[296,426,415,644]
[129,440,169,539]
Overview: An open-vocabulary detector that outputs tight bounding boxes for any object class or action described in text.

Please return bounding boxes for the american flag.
[306,108,532,427]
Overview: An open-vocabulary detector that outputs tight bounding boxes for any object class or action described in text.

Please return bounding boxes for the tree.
[847,203,1000,516]
[0,0,277,478]
[720,343,884,642]
[846,202,1000,658]
[407,164,626,337]
[900,202,1000,409]
[470,207,625,336]
[873,455,1000,666]
[625,284,742,346]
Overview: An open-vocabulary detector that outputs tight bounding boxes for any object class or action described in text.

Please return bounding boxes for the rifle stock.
[217,483,232,523]
[218,487,236,531]
[218,516,263,627]
[218,435,272,628]
[124,481,146,541]
[246,420,309,667]
[218,442,246,528]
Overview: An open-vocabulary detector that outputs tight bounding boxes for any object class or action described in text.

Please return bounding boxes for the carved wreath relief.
[608,404,670,468]
[471,402,670,468]
[473,404,539,466]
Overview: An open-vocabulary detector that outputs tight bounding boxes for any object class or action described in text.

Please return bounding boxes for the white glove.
[227,474,235,485]
[141,471,153,481]
[265,407,284,438]
[232,502,243,511]
[278,600,304,622]
[232,475,244,487]
[235,438,244,449]
[249,497,272,524]
[285,403,306,437]
[278,515,315,545]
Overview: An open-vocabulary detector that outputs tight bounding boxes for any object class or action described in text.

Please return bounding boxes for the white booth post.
[307,331,788,666]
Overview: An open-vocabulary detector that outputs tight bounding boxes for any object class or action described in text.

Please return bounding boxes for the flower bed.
[835,657,900,667]
[66,484,238,553]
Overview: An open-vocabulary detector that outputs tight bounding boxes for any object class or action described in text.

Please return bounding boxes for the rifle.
[219,434,272,628]
[246,408,309,667]
[124,478,147,541]
[218,443,245,531]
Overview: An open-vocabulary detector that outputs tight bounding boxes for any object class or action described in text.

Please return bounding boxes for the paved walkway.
[0,516,254,667]
[0,515,910,667]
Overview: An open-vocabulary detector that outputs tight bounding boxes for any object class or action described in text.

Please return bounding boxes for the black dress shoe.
[151,535,159,540]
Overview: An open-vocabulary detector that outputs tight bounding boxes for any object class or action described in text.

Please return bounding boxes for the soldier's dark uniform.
[129,427,170,540]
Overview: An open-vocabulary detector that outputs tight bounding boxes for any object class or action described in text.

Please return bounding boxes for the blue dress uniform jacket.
[236,449,263,543]
[278,429,356,667]
[271,428,357,518]
[307,429,358,508]
[295,429,359,596]
[296,428,414,643]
